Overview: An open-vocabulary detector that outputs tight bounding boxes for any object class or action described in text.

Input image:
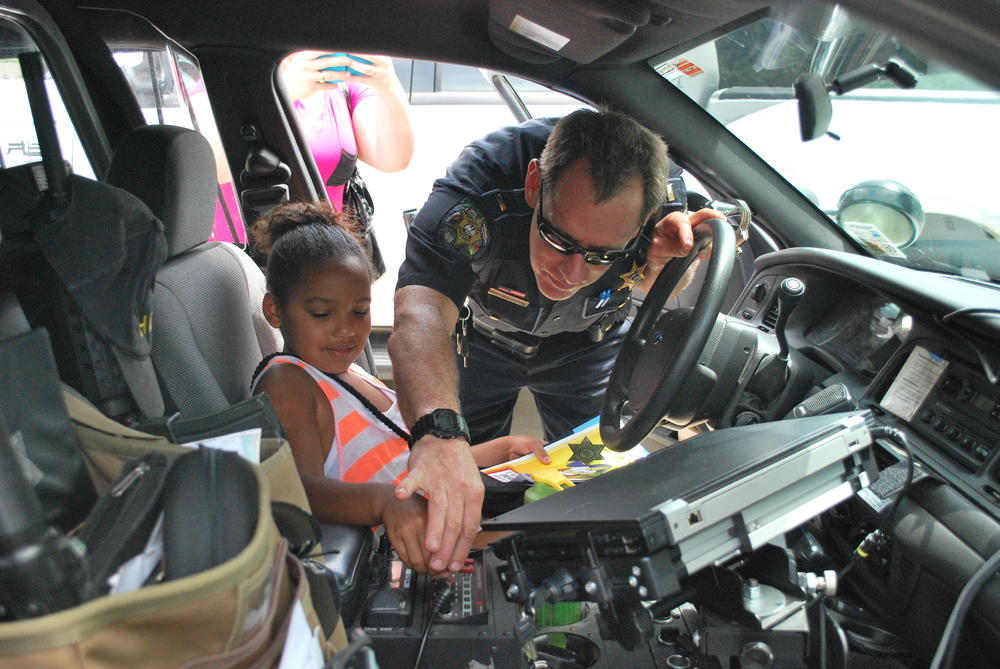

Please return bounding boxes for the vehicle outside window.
[651,6,1000,283]
[1,19,93,179]
[111,45,246,244]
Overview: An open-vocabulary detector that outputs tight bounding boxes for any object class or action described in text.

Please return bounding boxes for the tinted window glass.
[112,45,246,244]
[438,63,492,91]
[1,18,94,178]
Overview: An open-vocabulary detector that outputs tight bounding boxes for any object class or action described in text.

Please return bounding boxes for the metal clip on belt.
[471,318,541,361]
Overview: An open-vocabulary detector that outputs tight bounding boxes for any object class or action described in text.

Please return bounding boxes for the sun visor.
[488,0,650,64]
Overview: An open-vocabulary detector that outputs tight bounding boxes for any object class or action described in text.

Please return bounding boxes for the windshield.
[651,1,1000,283]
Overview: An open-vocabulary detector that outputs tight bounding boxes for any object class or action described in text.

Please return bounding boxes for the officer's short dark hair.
[540,108,669,224]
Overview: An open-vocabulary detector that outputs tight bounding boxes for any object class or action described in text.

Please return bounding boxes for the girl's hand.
[502,434,549,462]
[471,434,549,467]
[380,492,433,573]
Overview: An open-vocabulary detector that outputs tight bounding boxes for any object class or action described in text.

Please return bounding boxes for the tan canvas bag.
[0,393,347,667]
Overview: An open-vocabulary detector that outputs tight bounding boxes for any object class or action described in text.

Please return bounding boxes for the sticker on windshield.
[654,57,704,80]
[842,222,907,259]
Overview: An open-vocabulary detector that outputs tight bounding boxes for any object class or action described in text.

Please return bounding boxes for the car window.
[434,64,547,94]
[438,62,492,92]
[111,45,247,244]
[1,18,94,179]
[401,60,556,95]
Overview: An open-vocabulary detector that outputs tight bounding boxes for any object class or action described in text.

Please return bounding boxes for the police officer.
[390,109,723,574]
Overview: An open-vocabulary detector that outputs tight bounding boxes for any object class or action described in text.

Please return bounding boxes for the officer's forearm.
[389,286,462,427]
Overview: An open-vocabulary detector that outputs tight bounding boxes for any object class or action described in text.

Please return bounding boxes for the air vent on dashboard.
[762,301,780,330]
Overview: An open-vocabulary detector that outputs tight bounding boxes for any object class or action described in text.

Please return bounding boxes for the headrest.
[107,125,217,258]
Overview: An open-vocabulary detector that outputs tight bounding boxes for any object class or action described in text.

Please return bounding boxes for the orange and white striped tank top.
[253,355,409,486]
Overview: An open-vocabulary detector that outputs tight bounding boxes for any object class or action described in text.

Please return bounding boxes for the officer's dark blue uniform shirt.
[397,118,652,338]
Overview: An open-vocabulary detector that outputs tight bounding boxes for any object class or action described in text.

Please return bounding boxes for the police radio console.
[358,412,878,668]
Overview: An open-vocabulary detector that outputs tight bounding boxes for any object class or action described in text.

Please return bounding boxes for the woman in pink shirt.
[280,51,414,210]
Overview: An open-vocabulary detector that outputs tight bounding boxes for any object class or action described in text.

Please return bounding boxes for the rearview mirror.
[794,59,917,141]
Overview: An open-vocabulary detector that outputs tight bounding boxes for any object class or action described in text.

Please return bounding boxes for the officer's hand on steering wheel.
[647,208,736,266]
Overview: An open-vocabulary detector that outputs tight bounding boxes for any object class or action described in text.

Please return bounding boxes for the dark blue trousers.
[458,322,628,443]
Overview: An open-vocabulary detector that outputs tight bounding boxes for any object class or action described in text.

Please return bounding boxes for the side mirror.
[837,180,924,249]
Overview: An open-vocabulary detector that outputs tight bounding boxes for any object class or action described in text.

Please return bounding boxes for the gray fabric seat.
[106,125,281,418]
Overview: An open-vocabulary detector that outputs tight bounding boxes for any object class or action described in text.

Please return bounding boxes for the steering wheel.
[600,216,736,451]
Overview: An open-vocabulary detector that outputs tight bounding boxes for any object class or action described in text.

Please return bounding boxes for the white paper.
[880,345,948,421]
[510,14,569,51]
[107,514,164,595]
[184,427,261,463]
[486,469,533,483]
[278,600,325,669]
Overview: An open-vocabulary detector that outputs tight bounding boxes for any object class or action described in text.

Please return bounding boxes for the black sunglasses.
[535,178,643,265]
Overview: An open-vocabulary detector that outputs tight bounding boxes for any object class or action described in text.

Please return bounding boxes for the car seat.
[106,125,282,418]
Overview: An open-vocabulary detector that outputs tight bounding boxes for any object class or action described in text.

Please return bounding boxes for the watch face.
[411,410,469,444]
[434,410,460,432]
[415,409,469,441]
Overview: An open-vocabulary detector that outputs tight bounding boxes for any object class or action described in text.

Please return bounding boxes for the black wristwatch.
[409,409,471,446]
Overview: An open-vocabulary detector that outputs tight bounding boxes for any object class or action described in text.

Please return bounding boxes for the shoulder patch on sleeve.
[438,199,490,259]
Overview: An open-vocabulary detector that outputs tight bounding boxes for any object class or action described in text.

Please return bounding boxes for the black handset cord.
[252,352,412,444]
[930,545,1000,669]
[413,580,456,669]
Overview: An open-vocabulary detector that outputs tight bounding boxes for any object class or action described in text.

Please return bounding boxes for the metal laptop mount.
[486,411,877,662]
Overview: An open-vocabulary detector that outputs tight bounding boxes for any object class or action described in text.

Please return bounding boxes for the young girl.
[250,202,547,573]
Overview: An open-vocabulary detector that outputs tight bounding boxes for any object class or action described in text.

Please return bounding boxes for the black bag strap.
[270,501,347,638]
[323,371,410,444]
[138,394,287,444]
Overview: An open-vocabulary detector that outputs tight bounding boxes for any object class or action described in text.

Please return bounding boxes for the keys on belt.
[455,305,471,368]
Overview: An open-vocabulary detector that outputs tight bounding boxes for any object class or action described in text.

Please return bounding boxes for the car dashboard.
[699,247,1000,664]
[738,248,1000,522]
